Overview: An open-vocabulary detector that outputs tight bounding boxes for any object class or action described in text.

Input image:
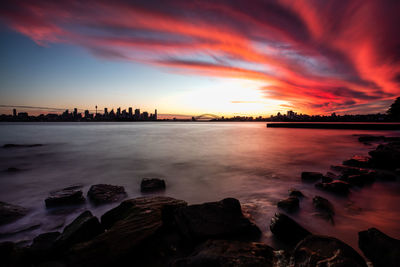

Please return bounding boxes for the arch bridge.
[193,114,221,120]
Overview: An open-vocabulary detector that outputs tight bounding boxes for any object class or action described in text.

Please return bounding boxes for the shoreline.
[267,122,400,130]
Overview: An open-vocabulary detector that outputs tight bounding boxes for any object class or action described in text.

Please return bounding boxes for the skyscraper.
[128,107,133,118]
[13,109,16,117]
[154,109,157,120]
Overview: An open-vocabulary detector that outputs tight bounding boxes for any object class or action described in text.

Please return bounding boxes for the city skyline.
[1,1,399,117]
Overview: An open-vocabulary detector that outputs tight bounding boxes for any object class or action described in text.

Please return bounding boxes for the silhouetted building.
[117,107,121,117]
[73,108,78,118]
[142,112,148,120]
[135,109,140,119]
[129,107,133,117]
[104,108,108,116]
[154,109,157,120]
[13,109,16,117]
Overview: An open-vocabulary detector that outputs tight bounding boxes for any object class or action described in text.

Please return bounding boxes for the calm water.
[0,122,399,252]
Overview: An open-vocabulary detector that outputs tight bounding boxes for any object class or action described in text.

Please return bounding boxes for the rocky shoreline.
[1,135,400,267]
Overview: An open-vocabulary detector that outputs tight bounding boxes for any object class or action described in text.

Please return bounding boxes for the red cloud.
[1,0,399,114]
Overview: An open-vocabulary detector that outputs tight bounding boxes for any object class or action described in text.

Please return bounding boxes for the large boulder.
[172,239,278,267]
[358,228,400,267]
[301,172,323,182]
[315,180,350,195]
[0,201,28,225]
[312,196,334,223]
[174,198,261,242]
[277,197,299,213]
[87,184,126,205]
[140,178,166,192]
[288,189,304,198]
[369,142,400,169]
[45,186,85,208]
[343,155,371,168]
[270,213,311,246]
[292,235,367,267]
[68,197,187,267]
[29,232,61,262]
[55,210,103,249]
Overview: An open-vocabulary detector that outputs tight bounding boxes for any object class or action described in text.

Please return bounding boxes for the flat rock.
[301,172,323,182]
[359,228,400,267]
[330,165,368,177]
[292,235,367,267]
[45,186,85,208]
[140,178,166,192]
[312,196,334,223]
[87,184,126,205]
[270,213,311,246]
[343,155,371,168]
[277,197,299,213]
[315,180,350,195]
[172,239,277,267]
[0,201,28,225]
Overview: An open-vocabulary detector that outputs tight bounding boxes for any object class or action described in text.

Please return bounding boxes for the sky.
[0,0,399,117]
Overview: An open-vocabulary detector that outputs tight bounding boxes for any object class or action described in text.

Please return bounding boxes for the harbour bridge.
[193,114,221,121]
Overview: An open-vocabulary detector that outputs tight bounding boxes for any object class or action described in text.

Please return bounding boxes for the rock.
[288,189,304,198]
[373,169,397,181]
[312,196,334,223]
[358,228,400,267]
[55,210,103,249]
[0,221,41,238]
[277,197,299,212]
[0,201,28,225]
[301,172,323,182]
[292,235,367,267]
[270,213,311,245]
[343,155,371,168]
[174,198,261,242]
[325,172,339,180]
[315,180,350,195]
[3,144,43,148]
[29,232,61,262]
[45,187,85,208]
[172,239,277,267]
[369,142,400,170]
[87,184,126,204]
[321,176,333,183]
[343,173,376,186]
[5,167,21,172]
[330,165,368,177]
[140,178,166,192]
[357,135,385,143]
[68,197,187,267]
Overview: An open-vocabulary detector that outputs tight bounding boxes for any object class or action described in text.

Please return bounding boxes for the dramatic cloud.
[1,0,399,113]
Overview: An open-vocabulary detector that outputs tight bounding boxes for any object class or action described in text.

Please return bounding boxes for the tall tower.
[13,109,16,117]
[154,109,157,120]
[95,105,98,115]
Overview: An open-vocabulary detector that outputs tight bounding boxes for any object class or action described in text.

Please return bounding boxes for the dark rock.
[369,142,400,170]
[270,213,311,245]
[373,169,397,181]
[172,239,277,267]
[87,184,126,205]
[5,167,21,172]
[45,187,85,208]
[3,144,43,148]
[277,197,299,212]
[301,172,323,182]
[315,180,350,195]
[292,235,367,267]
[55,210,103,249]
[29,232,61,261]
[357,135,385,143]
[330,165,368,177]
[0,221,41,238]
[174,198,261,242]
[0,201,28,225]
[358,228,400,267]
[140,178,166,192]
[69,197,187,267]
[344,173,376,186]
[288,189,304,198]
[343,155,371,168]
[321,176,333,183]
[325,172,340,180]
[312,196,334,223]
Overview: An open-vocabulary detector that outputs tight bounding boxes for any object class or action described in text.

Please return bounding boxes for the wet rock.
[330,165,368,177]
[5,167,21,172]
[3,144,43,148]
[321,176,333,183]
[0,201,28,225]
[55,210,103,249]
[0,221,41,238]
[277,197,299,212]
[270,213,311,246]
[288,189,304,198]
[140,178,166,192]
[292,235,367,267]
[343,173,376,186]
[87,184,126,205]
[174,198,261,242]
[301,172,323,182]
[69,197,187,267]
[45,187,85,208]
[315,180,350,195]
[373,169,397,181]
[343,155,371,168]
[325,171,340,180]
[29,232,61,261]
[369,142,400,170]
[172,239,277,267]
[357,135,385,143]
[358,228,400,267]
[312,196,334,223]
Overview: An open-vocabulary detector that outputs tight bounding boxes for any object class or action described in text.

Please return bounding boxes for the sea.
[0,122,399,252]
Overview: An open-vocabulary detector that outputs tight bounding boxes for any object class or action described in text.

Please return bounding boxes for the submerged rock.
[301,172,323,182]
[358,228,400,267]
[277,197,299,212]
[343,155,371,168]
[174,198,261,242]
[172,239,277,267]
[87,184,126,205]
[312,196,334,223]
[140,178,166,192]
[45,187,85,208]
[315,180,350,195]
[292,235,367,267]
[270,213,311,246]
[288,189,304,198]
[0,201,28,225]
